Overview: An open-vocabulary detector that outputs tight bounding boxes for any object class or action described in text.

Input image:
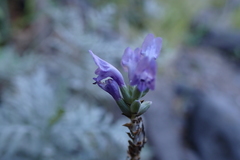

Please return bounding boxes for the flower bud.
[120,86,131,104]
[130,100,141,114]
[131,86,142,101]
[116,99,131,117]
[137,101,152,116]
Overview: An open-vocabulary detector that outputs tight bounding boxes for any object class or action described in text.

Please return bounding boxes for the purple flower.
[90,50,125,87]
[96,79,121,100]
[121,34,162,91]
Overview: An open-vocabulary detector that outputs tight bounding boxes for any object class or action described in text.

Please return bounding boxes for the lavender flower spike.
[96,79,122,100]
[121,34,162,91]
[90,50,125,87]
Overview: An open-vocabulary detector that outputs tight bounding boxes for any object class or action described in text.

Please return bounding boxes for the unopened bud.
[137,101,152,116]
[130,100,141,114]
[120,86,131,104]
[116,99,131,117]
[131,87,143,101]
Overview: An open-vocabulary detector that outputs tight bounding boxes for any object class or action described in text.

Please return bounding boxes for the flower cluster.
[90,34,162,117]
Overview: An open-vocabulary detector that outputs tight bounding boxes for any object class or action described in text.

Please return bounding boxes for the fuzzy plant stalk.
[90,33,162,160]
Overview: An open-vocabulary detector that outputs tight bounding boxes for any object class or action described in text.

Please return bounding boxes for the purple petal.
[121,47,133,72]
[141,34,162,59]
[121,47,142,81]
[130,58,157,91]
[97,79,121,100]
[90,50,125,86]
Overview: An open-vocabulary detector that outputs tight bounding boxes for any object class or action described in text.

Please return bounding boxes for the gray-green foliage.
[0,61,128,160]
[0,1,132,159]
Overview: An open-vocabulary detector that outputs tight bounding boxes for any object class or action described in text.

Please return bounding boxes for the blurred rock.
[189,8,240,67]
[176,85,240,160]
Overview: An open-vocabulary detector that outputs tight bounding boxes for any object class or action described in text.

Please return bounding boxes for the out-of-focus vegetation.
[1,0,240,47]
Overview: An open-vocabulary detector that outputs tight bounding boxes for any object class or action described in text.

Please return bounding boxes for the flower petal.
[97,79,121,100]
[131,58,157,91]
[141,33,162,59]
[90,50,125,86]
[121,47,134,72]
[121,47,141,82]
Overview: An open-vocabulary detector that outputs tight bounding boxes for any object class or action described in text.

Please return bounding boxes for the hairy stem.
[123,116,147,160]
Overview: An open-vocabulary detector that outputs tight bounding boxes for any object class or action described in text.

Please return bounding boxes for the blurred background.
[0,0,240,160]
